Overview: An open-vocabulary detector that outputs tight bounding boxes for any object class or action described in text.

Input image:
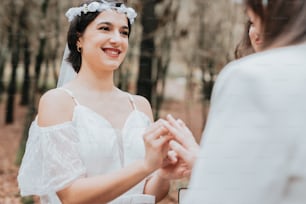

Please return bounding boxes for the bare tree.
[136,0,157,103]
[0,1,13,101]
[50,0,62,86]
[0,45,7,102]
[5,1,22,124]
[20,3,32,106]
[34,0,50,94]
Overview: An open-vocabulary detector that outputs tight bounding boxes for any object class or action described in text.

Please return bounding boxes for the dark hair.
[234,20,255,59]
[67,0,131,73]
[244,0,306,49]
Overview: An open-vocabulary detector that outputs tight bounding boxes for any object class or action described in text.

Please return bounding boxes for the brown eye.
[121,31,129,36]
[99,26,110,31]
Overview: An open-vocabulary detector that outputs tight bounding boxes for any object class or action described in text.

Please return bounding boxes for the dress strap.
[127,94,137,111]
[57,87,80,105]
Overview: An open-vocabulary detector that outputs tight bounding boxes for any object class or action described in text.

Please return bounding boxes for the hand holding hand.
[142,119,172,172]
[157,150,192,180]
[164,114,200,170]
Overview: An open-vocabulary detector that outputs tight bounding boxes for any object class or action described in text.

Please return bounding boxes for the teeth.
[110,51,118,55]
[104,49,119,55]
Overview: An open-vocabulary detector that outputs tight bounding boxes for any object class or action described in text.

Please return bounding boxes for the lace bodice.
[18,88,155,204]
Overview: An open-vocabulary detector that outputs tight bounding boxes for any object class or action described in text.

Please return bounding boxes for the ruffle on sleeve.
[17,121,86,196]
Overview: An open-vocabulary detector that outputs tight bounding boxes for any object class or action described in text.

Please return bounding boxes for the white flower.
[65,7,82,22]
[126,8,137,24]
[87,2,100,12]
[65,1,137,24]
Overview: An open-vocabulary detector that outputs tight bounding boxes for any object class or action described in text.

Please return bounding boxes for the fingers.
[144,119,169,142]
[166,114,182,129]
[163,118,186,144]
[182,170,191,177]
[153,134,172,148]
[165,115,197,149]
[171,137,199,169]
[167,150,178,164]
[177,118,193,136]
[169,140,189,160]
[160,161,191,179]
[145,119,167,136]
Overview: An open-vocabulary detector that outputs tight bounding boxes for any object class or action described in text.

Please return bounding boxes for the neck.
[75,67,116,93]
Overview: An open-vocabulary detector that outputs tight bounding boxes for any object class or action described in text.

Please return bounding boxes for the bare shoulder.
[131,94,153,121]
[37,88,75,126]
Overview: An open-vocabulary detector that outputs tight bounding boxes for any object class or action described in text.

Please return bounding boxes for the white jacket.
[183,43,306,204]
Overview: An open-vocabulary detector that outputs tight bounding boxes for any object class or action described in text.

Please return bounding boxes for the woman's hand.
[142,119,173,172]
[164,114,200,170]
[157,150,192,179]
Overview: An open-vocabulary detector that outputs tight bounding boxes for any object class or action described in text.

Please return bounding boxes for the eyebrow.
[97,21,129,30]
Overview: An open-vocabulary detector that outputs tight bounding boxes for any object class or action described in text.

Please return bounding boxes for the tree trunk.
[5,34,20,124]
[41,57,49,92]
[20,36,31,106]
[51,0,61,87]
[34,0,49,93]
[136,0,157,103]
[0,48,7,101]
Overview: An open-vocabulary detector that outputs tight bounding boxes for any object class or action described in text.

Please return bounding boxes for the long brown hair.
[244,0,306,49]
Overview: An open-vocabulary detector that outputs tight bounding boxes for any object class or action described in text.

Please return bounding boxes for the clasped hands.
[143,114,200,180]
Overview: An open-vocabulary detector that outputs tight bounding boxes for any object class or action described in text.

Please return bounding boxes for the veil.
[57,45,77,87]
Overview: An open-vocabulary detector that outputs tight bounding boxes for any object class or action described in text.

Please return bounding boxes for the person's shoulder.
[226,44,306,76]
[230,43,306,69]
[39,88,73,108]
[37,88,75,126]
[211,53,267,98]
[219,50,274,79]
[132,94,151,107]
[129,93,153,121]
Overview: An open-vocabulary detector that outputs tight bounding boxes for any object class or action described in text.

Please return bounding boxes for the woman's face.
[78,10,129,72]
[247,8,263,52]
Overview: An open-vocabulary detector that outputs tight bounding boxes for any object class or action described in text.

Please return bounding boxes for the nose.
[109,30,122,44]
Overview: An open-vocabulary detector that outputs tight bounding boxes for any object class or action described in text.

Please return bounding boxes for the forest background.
[0,0,245,203]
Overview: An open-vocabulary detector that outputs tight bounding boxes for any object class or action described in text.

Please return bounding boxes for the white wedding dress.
[18,88,155,204]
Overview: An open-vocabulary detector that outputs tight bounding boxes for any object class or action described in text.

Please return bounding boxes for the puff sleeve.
[17,121,86,196]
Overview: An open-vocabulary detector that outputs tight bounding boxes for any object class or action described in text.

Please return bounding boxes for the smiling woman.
[17,0,175,203]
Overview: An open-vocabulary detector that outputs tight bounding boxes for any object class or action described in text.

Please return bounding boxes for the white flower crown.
[65,0,137,24]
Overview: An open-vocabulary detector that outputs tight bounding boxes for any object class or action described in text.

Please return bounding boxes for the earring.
[77,45,82,53]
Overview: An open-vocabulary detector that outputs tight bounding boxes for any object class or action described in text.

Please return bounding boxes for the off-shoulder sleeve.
[17,121,86,196]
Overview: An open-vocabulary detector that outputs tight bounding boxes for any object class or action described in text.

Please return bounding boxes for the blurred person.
[17,0,177,203]
[166,0,306,203]
[248,19,263,52]
[235,20,256,59]
[235,18,263,59]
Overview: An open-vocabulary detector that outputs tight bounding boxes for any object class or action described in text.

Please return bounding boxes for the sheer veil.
[57,45,77,87]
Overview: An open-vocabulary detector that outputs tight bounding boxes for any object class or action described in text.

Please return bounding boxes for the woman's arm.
[58,161,155,204]
[143,174,170,202]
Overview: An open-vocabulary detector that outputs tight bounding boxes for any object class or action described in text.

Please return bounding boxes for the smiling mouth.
[102,48,122,57]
